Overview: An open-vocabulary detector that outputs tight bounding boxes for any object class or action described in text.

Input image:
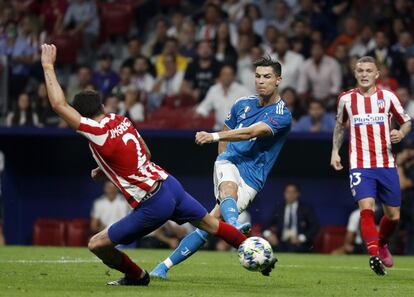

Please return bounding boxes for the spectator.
[166,10,184,38]
[235,15,262,47]
[149,53,185,111]
[348,24,375,58]
[111,65,134,100]
[366,31,394,69]
[244,3,266,36]
[196,64,250,131]
[261,24,279,55]
[66,65,92,104]
[123,87,144,123]
[103,94,123,115]
[238,46,264,94]
[271,34,304,92]
[213,22,237,67]
[376,64,399,92]
[92,53,120,96]
[400,56,414,95]
[131,55,155,103]
[331,209,365,255]
[142,17,169,58]
[61,0,99,63]
[297,42,342,110]
[290,18,312,58]
[154,37,188,78]
[177,19,197,60]
[139,221,193,249]
[6,92,39,127]
[281,87,303,122]
[268,0,293,35]
[327,16,359,56]
[34,82,60,127]
[262,183,319,252]
[0,21,36,103]
[197,3,222,42]
[180,40,222,103]
[121,37,142,69]
[90,181,130,235]
[40,0,68,34]
[397,87,414,118]
[293,100,335,132]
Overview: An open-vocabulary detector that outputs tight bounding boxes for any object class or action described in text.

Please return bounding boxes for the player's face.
[354,62,379,89]
[255,66,281,96]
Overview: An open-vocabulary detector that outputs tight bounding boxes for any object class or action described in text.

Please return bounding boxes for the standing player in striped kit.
[41,44,248,286]
[331,56,412,275]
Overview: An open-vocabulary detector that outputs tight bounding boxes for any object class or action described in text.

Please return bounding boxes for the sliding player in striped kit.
[331,56,411,275]
[41,44,248,286]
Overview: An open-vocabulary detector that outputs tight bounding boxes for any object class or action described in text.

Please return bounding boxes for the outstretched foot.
[149,263,169,279]
[379,244,394,267]
[107,271,150,286]
[369,256,387,276]
[236,222,252,236]
[261,256,278,277]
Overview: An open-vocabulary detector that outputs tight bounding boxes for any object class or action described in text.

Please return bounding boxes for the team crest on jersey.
[351,188,356,197]
[226,112,231,121]
[377,99,385,109]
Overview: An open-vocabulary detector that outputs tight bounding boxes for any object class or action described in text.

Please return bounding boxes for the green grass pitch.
[0,246,413,297]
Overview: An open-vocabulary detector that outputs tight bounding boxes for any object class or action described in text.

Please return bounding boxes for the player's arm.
[195,122,272,145]
[218,125,230,154]
[330,120,346,170]
[41,44,81,130]
[390,120,412,144]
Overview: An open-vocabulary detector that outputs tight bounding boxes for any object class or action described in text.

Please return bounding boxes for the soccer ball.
[238,236,274,272]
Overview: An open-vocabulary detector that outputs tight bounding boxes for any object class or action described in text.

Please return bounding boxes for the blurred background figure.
[0,150,4,245]
[90,181,130,235]
[6,92,39,127]
[292,100,335,133]
[262,183,319,253]
[138,221,194,249]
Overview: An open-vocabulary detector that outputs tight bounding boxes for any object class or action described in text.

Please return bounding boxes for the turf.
[0,246,413,297]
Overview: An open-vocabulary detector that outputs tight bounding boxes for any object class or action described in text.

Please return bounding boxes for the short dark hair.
[72,90,103,118]
[253,56,282,76]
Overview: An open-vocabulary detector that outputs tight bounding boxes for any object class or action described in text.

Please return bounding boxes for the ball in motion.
[238,236,274,272]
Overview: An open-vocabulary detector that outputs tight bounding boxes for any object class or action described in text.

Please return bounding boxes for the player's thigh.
[214,160,241,200]
[377,168,401,208]
[349,168,377,203]
[108,185,177,245]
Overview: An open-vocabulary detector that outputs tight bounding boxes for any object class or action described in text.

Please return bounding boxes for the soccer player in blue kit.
[151,56,292,279]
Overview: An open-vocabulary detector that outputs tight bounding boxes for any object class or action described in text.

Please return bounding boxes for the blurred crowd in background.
[0,0,413,132]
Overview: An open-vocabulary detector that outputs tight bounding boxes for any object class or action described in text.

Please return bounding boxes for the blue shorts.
[108,175,208,245]
[349,168,401,206]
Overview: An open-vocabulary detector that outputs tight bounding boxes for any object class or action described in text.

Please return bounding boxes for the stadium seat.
[33,218,66,246]
[66,219,90,247]
[313,226,347,253]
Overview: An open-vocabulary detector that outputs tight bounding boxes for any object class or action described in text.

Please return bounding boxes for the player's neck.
[92,114,106,122]
[259,92,280,106]
[357,85,376,97]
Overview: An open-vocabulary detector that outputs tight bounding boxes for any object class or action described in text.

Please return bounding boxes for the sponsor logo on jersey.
[244,106,251,113]
[377,99,385,109]
[352,113,386,126]
[110,117,132,138]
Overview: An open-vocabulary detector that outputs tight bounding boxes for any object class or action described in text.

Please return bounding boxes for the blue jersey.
[217,95,292,191]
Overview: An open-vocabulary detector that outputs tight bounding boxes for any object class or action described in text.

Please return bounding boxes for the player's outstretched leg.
[220,197,251,235]
[88,229,149,286]
[150,229,208,279]
[360,209,380,256]
[378,216,398,267]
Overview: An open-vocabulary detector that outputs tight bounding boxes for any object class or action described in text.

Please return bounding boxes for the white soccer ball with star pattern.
[238,236,274,272]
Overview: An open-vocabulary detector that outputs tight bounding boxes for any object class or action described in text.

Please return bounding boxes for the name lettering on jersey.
[353,113,386,126]
[110,117,132,139]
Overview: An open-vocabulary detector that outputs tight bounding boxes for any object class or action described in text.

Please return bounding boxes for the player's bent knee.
[218,181,238,200]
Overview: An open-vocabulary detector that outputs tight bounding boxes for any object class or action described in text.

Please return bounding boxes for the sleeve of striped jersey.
[77,117,109,146]
[224,101,239,129]
[261,112,291,135]
[336,94,348,124]
[389,92,411,124]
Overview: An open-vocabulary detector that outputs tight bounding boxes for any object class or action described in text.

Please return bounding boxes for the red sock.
[116,252,144,279]
[379,216,399,246]
[360,209,379,256]
[215,220,247,248]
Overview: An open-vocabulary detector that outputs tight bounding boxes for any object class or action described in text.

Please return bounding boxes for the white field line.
[1,259,413,272]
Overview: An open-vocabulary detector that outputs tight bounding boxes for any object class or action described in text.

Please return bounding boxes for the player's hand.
[40,44,56,66]
[330,151,343,171]
[390,129,404,144]
[91,167,106,181]
[195,131,213,145]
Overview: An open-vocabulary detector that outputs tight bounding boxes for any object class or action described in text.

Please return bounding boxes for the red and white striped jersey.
[77,114,168,208]
[337,88,411,169]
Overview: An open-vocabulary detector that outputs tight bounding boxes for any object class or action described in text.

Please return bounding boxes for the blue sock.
[167,229,208,267]
[220,197,239,226]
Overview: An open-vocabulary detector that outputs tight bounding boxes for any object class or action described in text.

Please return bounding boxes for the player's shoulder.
[338,88,355,101]
[233,95,258,107]
[379,88,398,100]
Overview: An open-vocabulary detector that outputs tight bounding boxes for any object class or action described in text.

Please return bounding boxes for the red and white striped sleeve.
[336,92,348,124]
[387,90,411,125]
[77,117,109,146]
